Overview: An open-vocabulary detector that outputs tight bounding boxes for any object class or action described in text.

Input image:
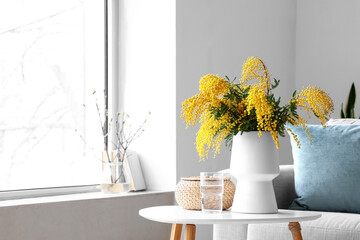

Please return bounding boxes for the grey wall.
[176,1,297,238]
[176,0,297,184]
[176,0,360,181]
[0,192,174,240]
[295,0,360,120]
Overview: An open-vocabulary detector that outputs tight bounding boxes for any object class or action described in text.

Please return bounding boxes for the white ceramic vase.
[230,131,279,213]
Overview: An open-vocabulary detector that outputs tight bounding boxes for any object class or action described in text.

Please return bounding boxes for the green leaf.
[340,104,345,118]
[270,78,280,90]
[225,134,234,149]
[345,82,356,118]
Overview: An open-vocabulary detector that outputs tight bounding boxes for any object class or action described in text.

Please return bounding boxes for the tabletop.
[139,205,322,225]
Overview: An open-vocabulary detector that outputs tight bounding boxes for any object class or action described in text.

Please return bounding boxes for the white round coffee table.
[139,205,321,240]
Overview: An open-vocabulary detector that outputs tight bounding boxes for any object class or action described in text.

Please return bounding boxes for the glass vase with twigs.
[79,90,150,193]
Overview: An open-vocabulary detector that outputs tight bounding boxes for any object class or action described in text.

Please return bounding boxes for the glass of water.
[200,172,224,213]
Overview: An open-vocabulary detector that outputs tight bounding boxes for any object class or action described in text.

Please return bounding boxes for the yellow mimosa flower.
[181,57,334,161]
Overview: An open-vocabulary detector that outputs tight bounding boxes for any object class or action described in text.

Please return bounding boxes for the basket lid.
[180,176,231,181]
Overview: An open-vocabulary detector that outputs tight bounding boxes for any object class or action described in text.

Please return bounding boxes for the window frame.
[0,0,110,199]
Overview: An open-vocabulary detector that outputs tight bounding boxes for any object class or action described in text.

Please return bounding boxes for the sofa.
[214,165,360,240]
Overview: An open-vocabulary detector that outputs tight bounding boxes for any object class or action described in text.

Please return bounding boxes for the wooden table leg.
[288,222,303,240]
[184,224,196,240]
[170,224,183,240]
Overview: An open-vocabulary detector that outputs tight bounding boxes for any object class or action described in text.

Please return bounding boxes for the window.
[0,0,105,191]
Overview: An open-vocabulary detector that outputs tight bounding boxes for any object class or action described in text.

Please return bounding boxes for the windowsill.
[0,189,174,208]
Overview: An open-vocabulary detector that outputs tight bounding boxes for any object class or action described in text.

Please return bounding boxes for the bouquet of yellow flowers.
[181,57,334,161]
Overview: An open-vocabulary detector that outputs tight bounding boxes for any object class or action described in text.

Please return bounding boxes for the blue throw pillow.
[287,124,360,213]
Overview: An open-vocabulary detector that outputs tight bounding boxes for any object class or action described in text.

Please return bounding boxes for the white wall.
[116,0,176,190]
[296,0,360,120]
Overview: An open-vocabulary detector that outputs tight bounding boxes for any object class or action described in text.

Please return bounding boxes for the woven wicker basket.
[175,176,235,210]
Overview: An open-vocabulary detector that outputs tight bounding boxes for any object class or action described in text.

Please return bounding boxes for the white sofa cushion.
[327,118,360,125]
[213,223,248,240]
[247,211,360,240]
